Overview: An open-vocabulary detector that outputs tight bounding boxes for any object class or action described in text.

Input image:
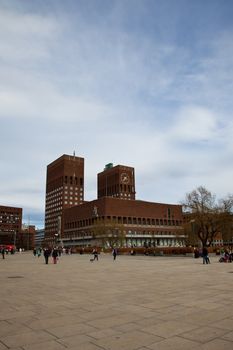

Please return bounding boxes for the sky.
[1,0,233,228]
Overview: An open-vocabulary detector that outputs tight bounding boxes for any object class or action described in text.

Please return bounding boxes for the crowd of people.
[219,248,233,263]
[2,244,233,265]
[33,246,119,264]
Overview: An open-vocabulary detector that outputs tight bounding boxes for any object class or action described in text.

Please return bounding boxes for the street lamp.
[54,233,59,246]
[57,215,63,247]
[13,230,16,247]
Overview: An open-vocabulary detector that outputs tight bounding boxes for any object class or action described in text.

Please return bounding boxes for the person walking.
[92,248,99,261]
[1,247,5,259]
[202,246,210,264]
[52,248,59,264]
[37,248,41,258]
[43,248,51,264]
[112,247,117,261]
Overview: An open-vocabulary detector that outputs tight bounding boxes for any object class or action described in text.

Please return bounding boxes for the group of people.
[219,248,233,263]
[1,246,15,258]
[90,247,118,262]
[194,246,233,264]
[43,247,59,264]
[40,246,118,264]
[33,247,42,257]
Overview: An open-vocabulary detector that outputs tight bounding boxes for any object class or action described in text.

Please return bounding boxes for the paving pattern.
[1,252,233,350]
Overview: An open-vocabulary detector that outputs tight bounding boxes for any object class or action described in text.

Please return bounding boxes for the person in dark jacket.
[112,248,117,260]
[52,248,58,264]
[202,246,210,264]
[43,248,51,264]
[1,247,5,259]
[92,248,99,261]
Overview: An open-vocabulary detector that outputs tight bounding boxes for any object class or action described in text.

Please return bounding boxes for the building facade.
[63,197,184,248]
[44,154,84,245]
[44,156,184,248]
[20,224,36,250]
[35,228,45,248]
[0,205,22,247]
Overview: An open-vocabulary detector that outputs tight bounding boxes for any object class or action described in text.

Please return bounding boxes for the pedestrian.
[194,247,199,258]
[58,248,62,257]
[92,248,99,261]
[52,248,58,264]
[1,247,5,259]
[37,248,41,258]
[43,248,51,264]
[112,248,117,260]
[202,246,210,264]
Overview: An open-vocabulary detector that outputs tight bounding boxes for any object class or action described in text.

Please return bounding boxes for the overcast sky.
[1,0,233,228]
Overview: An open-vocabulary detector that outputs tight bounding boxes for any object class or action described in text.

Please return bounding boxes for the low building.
[20,224,36,250]
[62,197,184,248]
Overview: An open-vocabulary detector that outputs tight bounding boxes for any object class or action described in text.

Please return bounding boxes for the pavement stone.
[1,252,233,349]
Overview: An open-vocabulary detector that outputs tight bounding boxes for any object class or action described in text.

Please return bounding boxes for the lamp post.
[129,230,132,247]
[57,215,63,247]
[92,206,99,247]
[54,233,58,246]
[27,227,30,251]
[13,230,16,248]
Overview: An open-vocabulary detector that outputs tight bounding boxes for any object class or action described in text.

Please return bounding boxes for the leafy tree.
[182,186,233,247]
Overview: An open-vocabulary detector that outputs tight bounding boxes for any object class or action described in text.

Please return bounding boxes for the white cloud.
[171,106,218,142]
[0,8,59,61]
[0,2,233,227]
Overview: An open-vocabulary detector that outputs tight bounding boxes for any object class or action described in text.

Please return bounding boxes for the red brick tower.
[97,163,136,200]
[44,154,84,245]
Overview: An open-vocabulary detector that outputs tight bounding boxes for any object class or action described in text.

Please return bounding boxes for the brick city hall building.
[44,154,184,247]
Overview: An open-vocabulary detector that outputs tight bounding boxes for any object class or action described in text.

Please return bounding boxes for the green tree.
[182,186,233,247]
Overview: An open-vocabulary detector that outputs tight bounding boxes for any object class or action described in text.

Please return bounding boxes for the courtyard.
[0,252,233,350]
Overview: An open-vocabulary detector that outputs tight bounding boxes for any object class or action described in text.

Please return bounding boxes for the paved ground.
[1,252,233,350]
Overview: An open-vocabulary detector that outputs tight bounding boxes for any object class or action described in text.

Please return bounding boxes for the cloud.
[0,8,59,62]
[171,105,218,142]
[0,1,233,227]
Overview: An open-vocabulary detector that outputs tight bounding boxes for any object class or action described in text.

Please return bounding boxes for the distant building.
[21,224,36,250]
[44,154,84,245]
[0,205,22,247]
[35,228,45,247]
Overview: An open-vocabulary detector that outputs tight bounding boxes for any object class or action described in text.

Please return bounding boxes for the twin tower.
[45,154,136,240]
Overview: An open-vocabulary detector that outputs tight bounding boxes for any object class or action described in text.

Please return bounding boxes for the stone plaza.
[1,252,233,350]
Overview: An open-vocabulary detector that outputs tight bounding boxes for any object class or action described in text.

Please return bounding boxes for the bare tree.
[182,186,233,247]
[92,217,125,248]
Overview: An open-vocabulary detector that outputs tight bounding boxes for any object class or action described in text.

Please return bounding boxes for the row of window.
[64,216,182,230]
[64,201,81,206]
[98,184,134,197]
[0,215,20,220]
[63,230,180,238]
[46,187,83,198]
[64,176,83,186]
